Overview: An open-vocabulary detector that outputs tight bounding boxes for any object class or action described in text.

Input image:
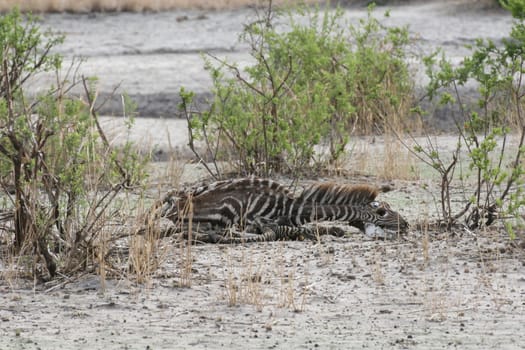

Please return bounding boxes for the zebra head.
[350,200,408,238]
[158,190,189,222]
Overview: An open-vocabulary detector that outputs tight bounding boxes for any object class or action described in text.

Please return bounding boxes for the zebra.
[157,177,408,243]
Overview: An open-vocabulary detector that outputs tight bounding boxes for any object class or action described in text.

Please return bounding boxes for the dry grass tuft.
[424,290,449,322]
[224,247,265,310]
[128,232,161,284]
[163,133,186,187]
[274,245,308,312]
[380,132,421,181]
[419,213,430,268]
[0,255,21,290]
[96,229,110,292]
[177,199,194,288]
[222,243,309,312]
[372,248,386,285]
[348,134,420,181]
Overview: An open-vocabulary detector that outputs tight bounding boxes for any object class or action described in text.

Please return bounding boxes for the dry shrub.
[0,11,150,278]
[128,227,163,284]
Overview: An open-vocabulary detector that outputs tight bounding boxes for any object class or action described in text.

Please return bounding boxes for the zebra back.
[298,183,379,205]
[192,177,293,198]
[161,177,295,226]
[287,203,375,226]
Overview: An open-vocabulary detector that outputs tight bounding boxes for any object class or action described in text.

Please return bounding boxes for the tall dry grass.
[0,0,321,12]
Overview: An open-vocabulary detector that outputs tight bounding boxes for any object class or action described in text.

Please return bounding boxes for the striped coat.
[159,177,408,242]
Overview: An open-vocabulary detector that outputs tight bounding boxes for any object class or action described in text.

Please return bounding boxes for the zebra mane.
[299,183,379,205]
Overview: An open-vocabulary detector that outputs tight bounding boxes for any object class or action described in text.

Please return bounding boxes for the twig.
[180,94,219,180]
[81,75,130,186]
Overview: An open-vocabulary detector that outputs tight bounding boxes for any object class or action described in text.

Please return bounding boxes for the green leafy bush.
[0,9,147,278]
[500,0,525,18]
[182,3,413,177]
[409,5,525,233]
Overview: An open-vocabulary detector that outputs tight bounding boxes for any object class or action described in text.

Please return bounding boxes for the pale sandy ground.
[1,204,524,350]
[1,127,524,350]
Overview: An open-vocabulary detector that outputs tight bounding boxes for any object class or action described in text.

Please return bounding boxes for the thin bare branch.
[81,75,130,186]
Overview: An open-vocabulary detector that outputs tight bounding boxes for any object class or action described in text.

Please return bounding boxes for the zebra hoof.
[327,226,346,237]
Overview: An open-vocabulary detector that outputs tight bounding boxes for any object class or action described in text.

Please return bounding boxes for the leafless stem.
[180,93,219,179]
[81,75,131,186]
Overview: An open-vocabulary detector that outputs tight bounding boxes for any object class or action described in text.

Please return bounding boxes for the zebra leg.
[276,223,345,240]
[254,218,317,241]
[281,225,314,241]
[245,218,310,241]
[193,224,279,244]
[206,229,276,244]
[311,225,346,237]
[201,224,344,243]
[197,219,345,244]
[182,228,233,244]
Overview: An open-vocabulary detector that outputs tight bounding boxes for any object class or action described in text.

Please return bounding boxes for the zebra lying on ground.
[157,177,408,243]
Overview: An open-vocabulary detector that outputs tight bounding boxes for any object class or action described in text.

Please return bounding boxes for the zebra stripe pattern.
[298,183,379,205]
[159,177,408,242]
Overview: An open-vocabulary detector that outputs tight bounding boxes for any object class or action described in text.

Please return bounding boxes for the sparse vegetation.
[0,9,148,279]
[390,1,525,234]
[0,4,524,348]
[500,0,525,17]
[222,243,310,312]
